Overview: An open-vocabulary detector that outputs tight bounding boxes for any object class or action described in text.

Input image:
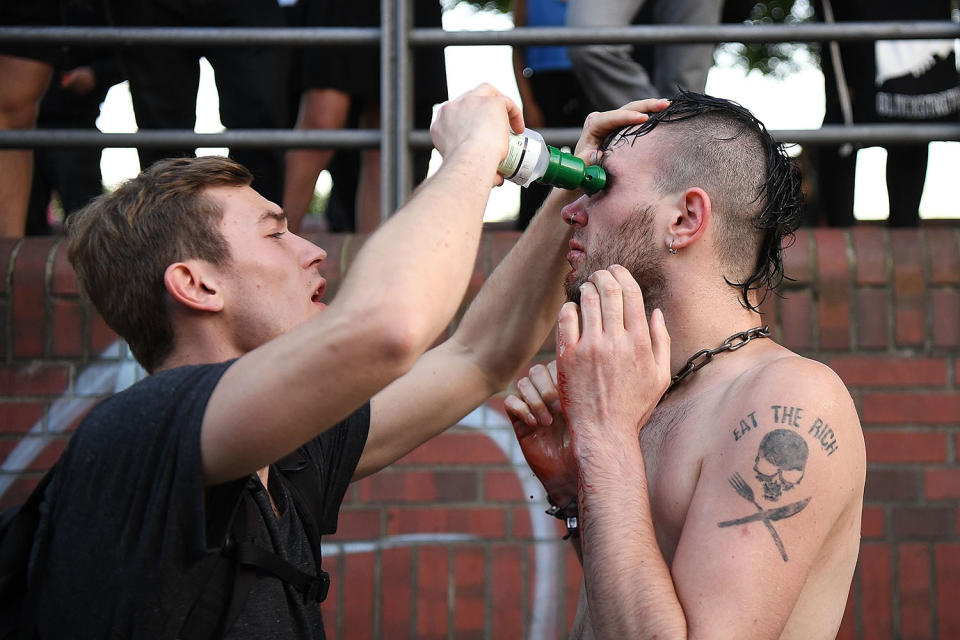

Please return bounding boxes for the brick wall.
[1,227,958,639]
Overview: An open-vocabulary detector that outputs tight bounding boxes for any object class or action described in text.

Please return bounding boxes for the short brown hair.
[66,156,253,372]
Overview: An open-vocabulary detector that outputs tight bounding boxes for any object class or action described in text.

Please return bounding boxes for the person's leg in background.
[284,88,353,232]
[206,0,289,205]
[650,0,722,95]
[565,0,655,110]
[107,0,200,172]
[885,143,928,227]
[0,55,53,237]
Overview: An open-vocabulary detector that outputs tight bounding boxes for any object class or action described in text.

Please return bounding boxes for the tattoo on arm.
[717,405,840,562]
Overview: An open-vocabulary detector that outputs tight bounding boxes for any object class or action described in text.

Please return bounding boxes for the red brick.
[927,228,960,285]
[28,437,66,471]
[89,309,119,355]
[342,551,375,640]
[360,469,478,503]
[416,547,449,639]
[891,230,926,347]
[0,473,44,509]
[51,241,79,295]
[925,469,960,500]
[491,545,524,639]
[864,431,948,463]
[861,393,960,425]
[932,289,960,347]
[12,237,57,358]
[814,229,852,350]
[380,547,413,640]
[865,469,922,502]
[510,506,544,540]
[0,364,70,397]
[395,433,508,466]
[0,402,44,434]
[935,544,960,639]
[892,506,953,540]
[861,506,886,539]
[860,543,894,640]
[453,548,486,640]
[898,543,932,639]
[484,470,525,502]
[779,289,814,351]
[782,228,814,284]
[0,238,19,295]
[852,227,889,285]
[52,299,85,358]
[856,288,890,349]
[329,508,380,540]
[387,507,505,538]
[836,581,856,640]
[827,356,946,387]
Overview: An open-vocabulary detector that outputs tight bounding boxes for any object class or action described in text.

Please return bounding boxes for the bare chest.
[638,401,713,564]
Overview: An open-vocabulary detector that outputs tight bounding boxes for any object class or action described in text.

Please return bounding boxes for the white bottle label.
[498,134,545,186]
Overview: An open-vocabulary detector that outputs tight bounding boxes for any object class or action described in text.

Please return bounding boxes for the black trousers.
[107,0,289,203]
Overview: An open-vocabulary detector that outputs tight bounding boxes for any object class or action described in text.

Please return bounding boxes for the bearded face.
[564,204,667,310]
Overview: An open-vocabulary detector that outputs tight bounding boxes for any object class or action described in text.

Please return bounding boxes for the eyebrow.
[258,210,287,225]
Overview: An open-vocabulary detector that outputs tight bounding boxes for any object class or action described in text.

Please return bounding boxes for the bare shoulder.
[669,349,865,636]
[705,349,866,528]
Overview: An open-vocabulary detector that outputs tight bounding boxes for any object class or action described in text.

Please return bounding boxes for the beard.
[564,204,667,311]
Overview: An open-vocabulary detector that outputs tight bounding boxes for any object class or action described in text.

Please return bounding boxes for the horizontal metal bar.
[1,21,957,48]
[0,26,380,46]
[2,124,957,150]
[0,129,381,149]
[508,124,960,147]
[415,21,960,46]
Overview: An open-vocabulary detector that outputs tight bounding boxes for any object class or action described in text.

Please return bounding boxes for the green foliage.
[719,0,817,77]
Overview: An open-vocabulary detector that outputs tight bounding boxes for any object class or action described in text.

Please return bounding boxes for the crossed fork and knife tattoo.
[718,472,811,562]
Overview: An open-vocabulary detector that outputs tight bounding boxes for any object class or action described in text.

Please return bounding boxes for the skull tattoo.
[753,429,808,501]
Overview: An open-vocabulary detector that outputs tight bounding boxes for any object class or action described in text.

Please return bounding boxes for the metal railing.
[2,8,959,220]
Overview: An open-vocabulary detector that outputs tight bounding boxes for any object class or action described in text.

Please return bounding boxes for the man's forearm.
[452,188,576,387]
[578,443,688,639]
[333,144,501,354]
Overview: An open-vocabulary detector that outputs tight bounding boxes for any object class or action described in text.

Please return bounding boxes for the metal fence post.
[380,0,398,222]
[395,0,414,208]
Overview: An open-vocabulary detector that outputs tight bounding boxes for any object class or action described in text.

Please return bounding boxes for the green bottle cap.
[541,146,606,195]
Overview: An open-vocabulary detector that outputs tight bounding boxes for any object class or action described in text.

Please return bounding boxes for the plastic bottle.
[497,129,606,195]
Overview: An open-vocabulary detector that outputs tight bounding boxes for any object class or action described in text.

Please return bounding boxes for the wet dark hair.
[600,90,803,310]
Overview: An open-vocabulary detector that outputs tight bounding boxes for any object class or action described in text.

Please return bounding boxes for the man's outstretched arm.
[200,85,523,485]
[356,100,669,479]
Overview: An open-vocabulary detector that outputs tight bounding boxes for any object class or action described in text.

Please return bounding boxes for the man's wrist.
[546,497,579,540]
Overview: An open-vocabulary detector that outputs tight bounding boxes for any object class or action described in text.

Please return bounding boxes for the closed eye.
[269,231,285,239]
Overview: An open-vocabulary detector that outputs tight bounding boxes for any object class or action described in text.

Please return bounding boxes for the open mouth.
[311,281,326,304]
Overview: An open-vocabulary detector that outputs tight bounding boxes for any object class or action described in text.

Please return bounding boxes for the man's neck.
[657,285,765,382]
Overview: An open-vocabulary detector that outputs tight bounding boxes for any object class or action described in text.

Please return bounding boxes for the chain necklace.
[663,325,771,398]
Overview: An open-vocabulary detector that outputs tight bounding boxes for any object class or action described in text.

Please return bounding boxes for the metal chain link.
[665,325,771,397]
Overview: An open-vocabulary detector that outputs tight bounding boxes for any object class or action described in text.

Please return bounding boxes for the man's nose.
[561,195,589,227]
[298,235,327,268]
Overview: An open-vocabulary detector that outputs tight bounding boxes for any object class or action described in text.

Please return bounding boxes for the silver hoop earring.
[668,239,678,254]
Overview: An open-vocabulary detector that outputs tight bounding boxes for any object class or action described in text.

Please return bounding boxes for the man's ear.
[667,187,711,251]
[164,261,224,313]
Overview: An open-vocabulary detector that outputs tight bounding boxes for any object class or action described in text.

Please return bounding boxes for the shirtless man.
[505,91,866,639]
